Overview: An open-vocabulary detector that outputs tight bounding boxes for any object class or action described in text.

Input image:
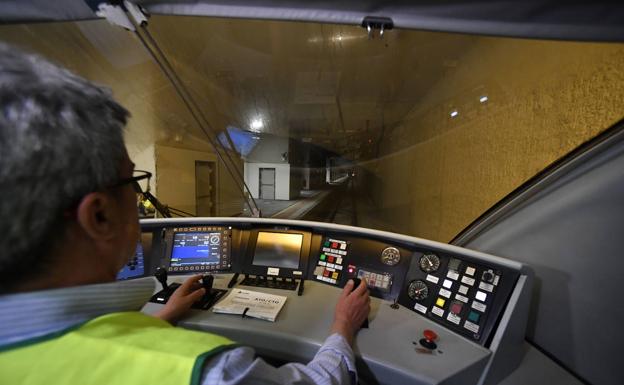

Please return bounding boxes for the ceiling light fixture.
[250,118,263,130]
[450,110,459,118]
[479,96,488,103]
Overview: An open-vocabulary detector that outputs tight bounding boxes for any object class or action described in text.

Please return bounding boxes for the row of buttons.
[319,254,343,264]
[322,247,347,256]
[173,227,224,232]
[324,240,347,250]
[168,265,220,272]
[318,261,344,270]
[357,270,392,291]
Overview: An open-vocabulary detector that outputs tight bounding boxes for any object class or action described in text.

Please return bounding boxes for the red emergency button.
[423,329,438,342]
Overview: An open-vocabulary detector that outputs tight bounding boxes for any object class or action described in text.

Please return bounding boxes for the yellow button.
[332,272,339,280]
[436,298,446,307]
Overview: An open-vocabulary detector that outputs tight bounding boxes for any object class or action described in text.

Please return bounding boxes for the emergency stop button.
[420,329,438,350]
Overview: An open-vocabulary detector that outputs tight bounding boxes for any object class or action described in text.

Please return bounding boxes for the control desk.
[132,218,533,385]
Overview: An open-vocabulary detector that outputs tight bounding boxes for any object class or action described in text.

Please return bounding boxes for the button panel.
[314,237,348,285]
[399,253,509,345]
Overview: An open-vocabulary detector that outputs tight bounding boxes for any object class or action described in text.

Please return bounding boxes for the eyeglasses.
[109,170,152,196]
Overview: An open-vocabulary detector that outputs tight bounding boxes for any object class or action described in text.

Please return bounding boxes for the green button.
[324,241,330,247]
[320,254,326,261]
[468,311,480,323]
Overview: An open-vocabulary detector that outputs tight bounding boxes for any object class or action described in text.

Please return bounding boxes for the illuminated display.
[253,232,303,269]
[117,242,145,280]
[171,232,222,266]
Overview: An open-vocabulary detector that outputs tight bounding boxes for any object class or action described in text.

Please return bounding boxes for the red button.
[332,242,338,249]
[328,256,335,263]
[323,270,330,277]
[423,329,438,342]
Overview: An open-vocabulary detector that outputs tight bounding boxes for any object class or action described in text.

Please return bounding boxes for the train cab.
[1,1,623,384]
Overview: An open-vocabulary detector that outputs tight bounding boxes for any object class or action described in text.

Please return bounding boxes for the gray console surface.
[143,275,490,385]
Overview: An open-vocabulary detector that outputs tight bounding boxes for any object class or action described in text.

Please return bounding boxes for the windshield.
[2,16,623,242]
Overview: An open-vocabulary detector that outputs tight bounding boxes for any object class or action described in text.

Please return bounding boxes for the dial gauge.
[407,280,429,301]
[420,253,440,273]
[381,247,401,266]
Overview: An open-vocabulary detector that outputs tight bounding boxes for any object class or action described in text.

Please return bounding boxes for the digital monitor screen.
[117,242,145,280]
[252,232,303,269]
[171,232,222,266]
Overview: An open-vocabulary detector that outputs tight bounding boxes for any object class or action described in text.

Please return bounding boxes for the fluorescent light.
[479,96,488,103]
[250,118,263,130]
[450,110,459,118]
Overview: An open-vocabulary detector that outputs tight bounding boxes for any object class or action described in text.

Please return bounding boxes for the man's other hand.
[331,278,371,345]
[154,274,205,324]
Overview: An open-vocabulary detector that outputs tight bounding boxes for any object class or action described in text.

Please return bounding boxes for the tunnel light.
[250,119,264,130]
[252,136,260,140]
[450,110,459,118]
[479,96,488,103]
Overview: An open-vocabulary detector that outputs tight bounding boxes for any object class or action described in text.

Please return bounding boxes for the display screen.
[117,242,145,280]
[252,232,303,269]
[170,232,222,266]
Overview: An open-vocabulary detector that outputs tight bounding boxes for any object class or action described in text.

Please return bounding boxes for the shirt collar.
[0,278,156,346]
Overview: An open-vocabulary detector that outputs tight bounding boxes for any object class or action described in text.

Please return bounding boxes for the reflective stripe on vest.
[0,311,236,385]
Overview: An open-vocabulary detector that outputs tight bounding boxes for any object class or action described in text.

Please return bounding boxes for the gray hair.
[0,43,129,292]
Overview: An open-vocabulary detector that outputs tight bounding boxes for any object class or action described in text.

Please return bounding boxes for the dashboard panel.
[130,218,524,349]
[132,218,532,385]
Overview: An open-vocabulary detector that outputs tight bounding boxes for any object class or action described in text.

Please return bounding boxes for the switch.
[419,329,438,350]
[435,297,446,308]
[468,311,480,323]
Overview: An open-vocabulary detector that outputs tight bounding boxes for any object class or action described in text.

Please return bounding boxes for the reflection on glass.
[1,17,623,241]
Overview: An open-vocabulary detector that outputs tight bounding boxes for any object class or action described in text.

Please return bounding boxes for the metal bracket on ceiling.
[361,16,394,39]
[92,1,148,31]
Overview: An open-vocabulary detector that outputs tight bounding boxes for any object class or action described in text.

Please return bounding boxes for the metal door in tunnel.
[195,161,216,216]
[259,168,276,200]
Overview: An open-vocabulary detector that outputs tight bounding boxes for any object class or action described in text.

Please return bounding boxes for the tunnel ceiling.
[146,15,480,160]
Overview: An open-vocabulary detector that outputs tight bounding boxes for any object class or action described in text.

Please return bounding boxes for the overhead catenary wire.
[125,13,261,217]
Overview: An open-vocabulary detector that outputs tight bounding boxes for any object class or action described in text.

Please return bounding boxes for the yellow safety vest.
[0,311,236,385]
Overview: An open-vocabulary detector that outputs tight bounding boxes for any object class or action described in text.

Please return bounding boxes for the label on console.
[426,274,440,284]
[479,281,494,292]
[414,303,427,314]
[439,288,452,298]
[293,271,303,276]
[431,306,445,317]
[267,267,280,276]
[446,271,460,280]
[471,301,487,312]
[447,313,461,325]
[464,320,480,333]
[455,294,469,303]
[461,276,475,286]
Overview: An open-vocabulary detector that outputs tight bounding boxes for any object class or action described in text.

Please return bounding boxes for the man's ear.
[76,192,116,240]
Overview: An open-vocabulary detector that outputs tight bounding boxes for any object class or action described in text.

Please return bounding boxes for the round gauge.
[381,247,401,266]
[209,235,220,245]
[419,253,440,273]
[407,280,429,301]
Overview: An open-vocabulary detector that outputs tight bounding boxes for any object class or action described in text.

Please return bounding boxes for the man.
[0,44,370,384]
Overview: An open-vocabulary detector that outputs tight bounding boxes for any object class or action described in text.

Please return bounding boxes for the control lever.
[201,274,214,293]
[150,267,181,304]
[350,278,369,329]
[193,274,227,310]
[155,267,169,291]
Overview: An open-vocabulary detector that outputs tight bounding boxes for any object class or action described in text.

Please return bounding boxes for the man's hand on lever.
[332,278,371,346]
[154,275,206,324]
